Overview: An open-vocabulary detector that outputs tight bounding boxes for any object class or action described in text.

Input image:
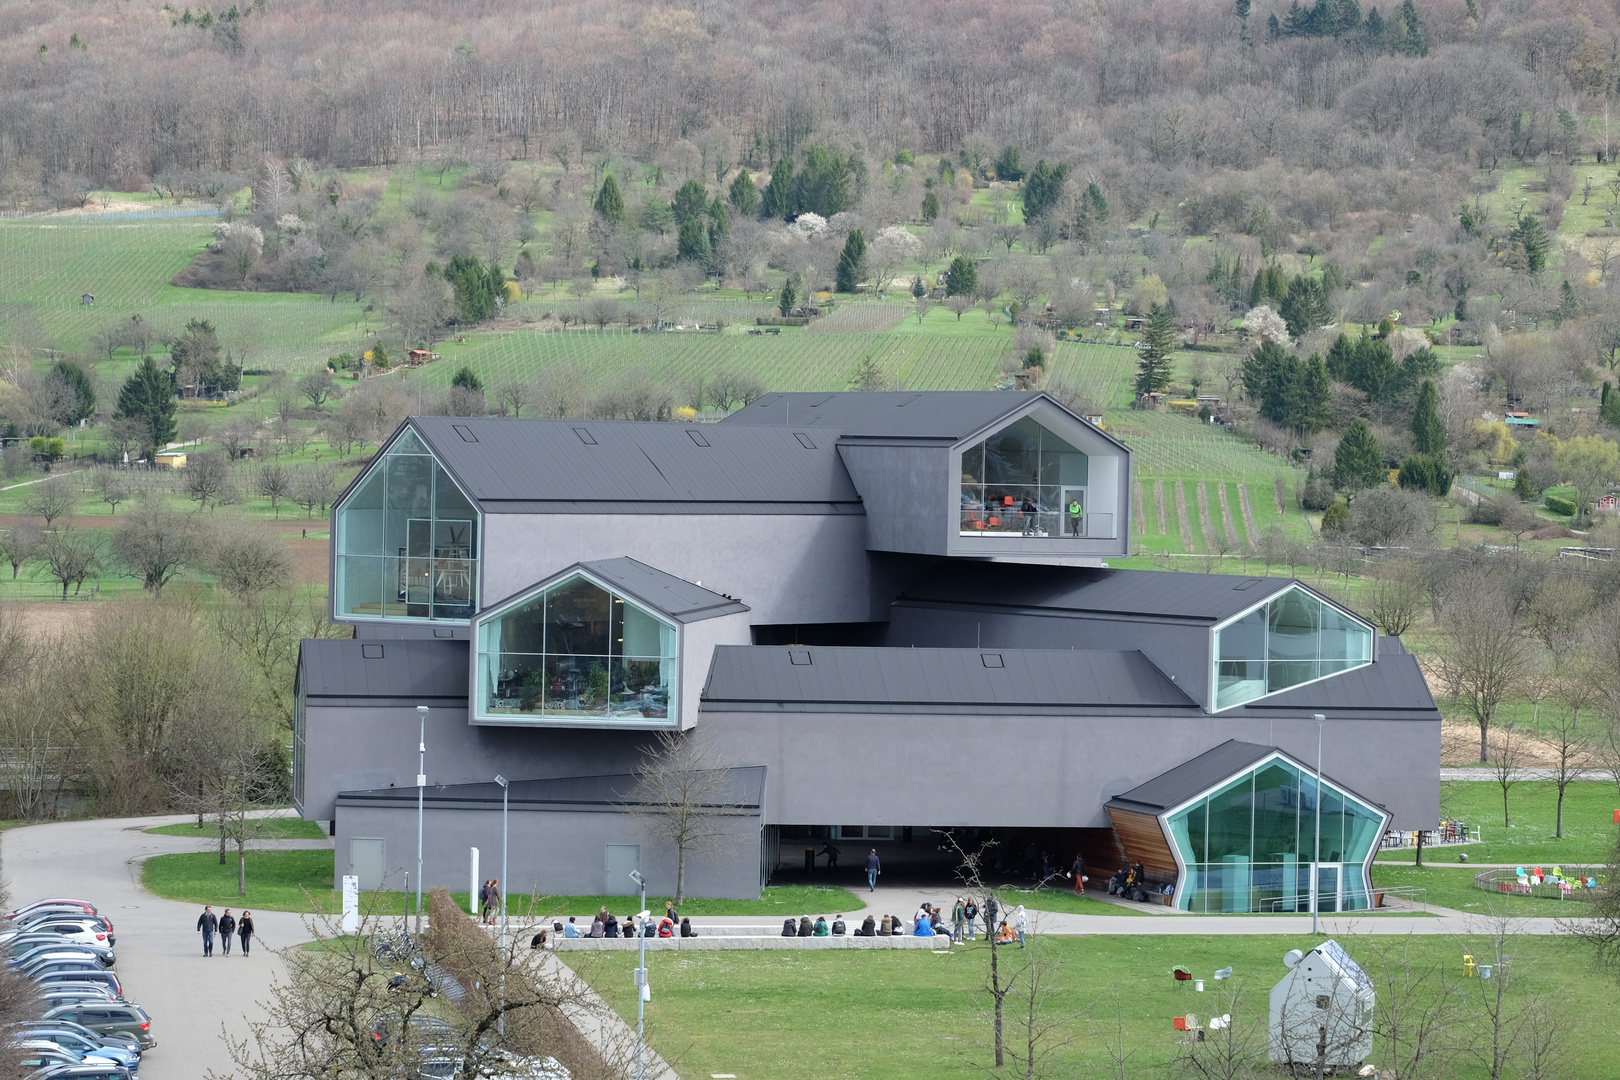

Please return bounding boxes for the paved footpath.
[3,812,331,1080]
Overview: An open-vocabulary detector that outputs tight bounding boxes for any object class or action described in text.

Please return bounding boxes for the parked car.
[13,944,115,970]
[36,984,124,1009]
[481,1050,571,1079]
[8,937,115,967]
[23,958,112,983]
[14,1017,143,1058]
[36,1064,133,1080]
[18,1029,140,1074]
[41,1001,153,1050]
[15,1039,127,1073]
[2,917,117,948]
[33,970,124,999]
[11,904,101,929]
[7,899,99,921]
[14,908,113,936]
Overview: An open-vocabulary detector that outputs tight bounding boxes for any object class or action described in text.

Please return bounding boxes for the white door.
[350,838,386,892]
[605,844,641,896]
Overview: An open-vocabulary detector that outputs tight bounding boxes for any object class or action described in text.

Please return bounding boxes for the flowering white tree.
[1243,304,1289,345]
[211,223,265,285]
[868,225,921,293]
[787,212,828,241]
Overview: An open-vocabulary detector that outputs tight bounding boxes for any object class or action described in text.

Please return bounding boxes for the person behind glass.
[218,909,237,955]
[1067,497,1082,537]
[1021,494,1038,535]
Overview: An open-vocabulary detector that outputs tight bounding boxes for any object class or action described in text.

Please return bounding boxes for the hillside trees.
[115,357,178,460]
[1133,303,1177,397]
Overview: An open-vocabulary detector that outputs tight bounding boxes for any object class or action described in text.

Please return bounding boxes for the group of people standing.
[478,879,502,924]
[195,905,255,956]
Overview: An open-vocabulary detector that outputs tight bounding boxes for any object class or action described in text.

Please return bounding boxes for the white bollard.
[470,847,480,915]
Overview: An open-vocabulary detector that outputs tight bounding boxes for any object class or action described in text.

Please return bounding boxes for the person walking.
[197,906,218,957]
[865,848,881,892]
[478,880,492,922]
[218,909,237,955]
[1067,497,1082,537]
[238,911,254,956]
[485,879,501,925]
[1071,853,1087,894]
[963,897,979,940]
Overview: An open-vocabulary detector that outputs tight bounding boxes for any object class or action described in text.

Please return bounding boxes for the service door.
[605,844,640,896]
[350,837,386,892]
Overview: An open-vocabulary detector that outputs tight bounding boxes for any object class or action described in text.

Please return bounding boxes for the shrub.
[1321,501,1351,534]
[1397,453,1451,496]
[1543,494,1577,517]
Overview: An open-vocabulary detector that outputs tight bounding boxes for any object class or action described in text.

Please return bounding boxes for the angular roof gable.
[1106,739,1279,813]
[478,557,748,625]
[404,416,861,511]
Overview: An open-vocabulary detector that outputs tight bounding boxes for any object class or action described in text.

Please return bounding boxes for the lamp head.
[1312,713,1325,722]
[628,869,646,887]
[494,775,508,788]
[417,706,429,716]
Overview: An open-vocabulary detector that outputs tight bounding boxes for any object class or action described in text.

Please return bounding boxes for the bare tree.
[0,522,43,580]
[201,517,292,600]
[21,476,76,528]
[292,464,340,520]
[270,377,303,423]
[214,588,345,734]
[182,451,234,511]
[297,369,337,409]
[112,501,195,596]
[946,293,975,321]
[1436,578,1531,763]
[91,467,134,513]
[492,378,531,418]
[39,526,100,599]
[1362,936,1465,1080]
[254,463,291,518]
[1364,558,1424,638]
[624,729,741,905]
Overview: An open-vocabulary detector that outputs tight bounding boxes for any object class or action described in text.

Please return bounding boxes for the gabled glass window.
[1213,587,1372,710]
[1164,755,1385,913]
[334,428,478,621]
[960,417,1091,537]
[477,573,678,724]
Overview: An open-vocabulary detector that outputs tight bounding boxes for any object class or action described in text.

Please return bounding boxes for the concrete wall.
[334,801,763,899]
[481,512,871,626]
[836,443,949,556]
[697,710,1439,831]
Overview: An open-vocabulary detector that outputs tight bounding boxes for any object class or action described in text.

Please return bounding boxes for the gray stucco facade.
[298,392,1441,907]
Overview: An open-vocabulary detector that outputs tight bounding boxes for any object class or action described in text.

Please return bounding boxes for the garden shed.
[1268,940,1374,1070]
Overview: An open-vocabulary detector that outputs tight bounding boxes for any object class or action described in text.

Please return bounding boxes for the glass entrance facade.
[476,572,678,725]
[1213,586,1372,710]
[1164,756,1385,913]
[334,429,479,621]
[960,417,1091,537]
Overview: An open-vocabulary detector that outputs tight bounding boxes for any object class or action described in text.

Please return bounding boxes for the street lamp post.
[415,705,428,936]
[1311,713,1325,936]
[494,774,509,1037]
[629,868,648,1080]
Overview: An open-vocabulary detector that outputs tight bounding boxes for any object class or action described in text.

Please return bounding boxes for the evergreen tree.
[1513,467,1539,501]
[945,255,978,297]
[592,174,626,223]
[444,255,501,322]
[677,216,711,262]
[1398,454,1452,496]
[50,361,95,423]
[794,146,852,218]
[993,145,1024,182]
[1510,213,1551,274]
[1084,180,1108,225]
[671,179,710,225]
[1279,274,1328,337]
[1020,160,1069,222]
[1412,378,1445,454]
[707,196,730,245]
[1394,346,1440,396]
[450,366,484,393]
[835,228,867,293]
[921,190,940,222]
[1602,381,1620,428]
[1301,354,1333,433]
[762,159,795,219]
[1324,332,1356,382]
[777,276,798,317]
[1242,339,1287,407]
[1333,418,1385,494]
[1349,332,1398,402]
[1393,0,1427,55]
[116,355,177,457]
[1557,279,1578,325]
[728,169,759,217]
[1134,302,1177,396]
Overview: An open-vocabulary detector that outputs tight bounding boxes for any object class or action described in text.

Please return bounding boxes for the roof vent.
[453,424,479,443]
[895,394,923,407]
[788,649,813,666]
[1232,578,1263,591]
[361,644,384,659]
[573,427,598,446]
[981,653,1004,668]
[687,429,711,447]
[793,432,817,449]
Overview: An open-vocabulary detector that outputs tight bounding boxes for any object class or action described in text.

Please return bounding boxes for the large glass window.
[960,417,1091,538]
[1213,587,1372,710]
[476,573,678,724]
[334,429,478,621]
[1163,756,1385,913]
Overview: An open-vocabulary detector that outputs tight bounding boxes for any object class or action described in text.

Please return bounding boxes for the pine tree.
[921,190,940,222]
[677,217,711,262]
[1513,467,1538,501]
[1301,354,1333,433]
[1394,0,1427,55]
[1510,213,1551,274]
[762,159,795,219]
[1412,378,1446,454]
[777,277,798,318]
[450,366,484,393]
[945,255,977,297]
[592,174,626,223]
[1333,418,1385,494]
[1134,302,1177,396]
[1020,160,1069,222]
[116,355,178,457]
[707,196,730,244]
[1602,381,1620,428]
[728,169,760,217]
[671,179,710,225]
[1325,332,1356,382]
[1557,280,1578,325]
[836,228,867,293]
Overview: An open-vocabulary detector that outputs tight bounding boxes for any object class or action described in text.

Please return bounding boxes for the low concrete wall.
[556,934,950,951]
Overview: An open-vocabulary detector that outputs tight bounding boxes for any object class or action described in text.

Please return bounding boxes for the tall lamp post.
[1311,713,1325,936]
[494,774,509,1036]
[415,705,428,936]
[629,868,648,1080]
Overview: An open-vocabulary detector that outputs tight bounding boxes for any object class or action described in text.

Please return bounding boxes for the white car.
[2,919,114,949]
[481,1050,570,1080]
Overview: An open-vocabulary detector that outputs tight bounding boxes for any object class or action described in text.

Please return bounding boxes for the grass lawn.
[144,817,327,839]
[1376,781,1620,866]
[577,933,1619,1080]
[1368,864,1593,916]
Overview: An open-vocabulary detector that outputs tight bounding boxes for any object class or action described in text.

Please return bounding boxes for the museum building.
[295,391,1440,912]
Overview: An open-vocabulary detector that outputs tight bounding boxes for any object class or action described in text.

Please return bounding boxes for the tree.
[776,276,798,317]
[216,416,258,461]
[292,464,340,519]
[670,178,709,225]
[49,360,95,423]
[181,451,233,511]
[1333,418,1385,495]
[728,169,759,217]
[450,366,484,393]
[0,523,43,580]
[625,729,742,905]
[443,255,504,323]
[1604,382,1620,429]
[1510,213,1551,275]
[39,527,100,600]
[1133,302,1177,396]
[946,294,975,321]
[1554,435,1620,524]
[254,462,290,518]
[200,517,292,600]
[793,145,851,218]
[993,145,1024,182]
[1437,576,1530,763]
[1412,378,1446,454]
[169,317,238,394]
[945,255,978,297]
[835,228,867,293]
[20,477,76,528]
[676,216,711,261]
[762,158,794,219]
[112,501,194,596]
[492,378,531,418]
[1020,160,1069,222]
[1393,0,1427,55]
[591,173,625,223]
[115,356,178,458]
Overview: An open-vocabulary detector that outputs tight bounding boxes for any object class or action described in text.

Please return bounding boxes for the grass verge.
[145,817,327,839]
[1375,781,1619,865]
[1369,864,1599,916]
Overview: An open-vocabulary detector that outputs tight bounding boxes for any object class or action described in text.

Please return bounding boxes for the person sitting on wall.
[813,916,829,937]
[604,916,620,938]
[643,918,658,937]
[857,915,876,937]
[530,930,548,950]
[680,917,696,938]
[588,917,605,938]
[782,918,798,937]
[657,917,675,937]
[913,914,935,936]
[878,914,893,935]
[563,917,581,939]
[831,914,846,936]
[889,914,906,936]
[797,915,814,937]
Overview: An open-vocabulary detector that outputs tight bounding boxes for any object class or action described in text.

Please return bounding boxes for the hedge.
[1543,494,1577,517]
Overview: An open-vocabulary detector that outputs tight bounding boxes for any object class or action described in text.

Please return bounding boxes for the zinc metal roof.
[1106,740,1284,813]
[1238,645,1437,716]
[478,557,748,625]
[700,645,1195,714]
[406,416,861,512]
[898,563,1299,624]
[298,638,468,704]
[719,391,1047,441]
[335,765,765,811]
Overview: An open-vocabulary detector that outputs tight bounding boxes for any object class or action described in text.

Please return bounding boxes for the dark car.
[34,970,124,999]
[36,1065,133,1080]
[18,1029,141,1074]
[13,944,115,970]
[22,956,112,981]
[8,937,115,967]
[41,1001,153,1050]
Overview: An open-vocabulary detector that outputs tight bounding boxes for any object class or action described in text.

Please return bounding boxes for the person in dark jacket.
[1071,853,1087,894]
[680,917,695,938]
[865,849,882,891]
[889,914,905,935]
[984,896,999,939]
[797,915,813,937]
[831,914,846,936]
[218,910,237,955]
[197,906,218,956]
[781,918,797,937]
[237,911,254,956]
[858,915,876,937]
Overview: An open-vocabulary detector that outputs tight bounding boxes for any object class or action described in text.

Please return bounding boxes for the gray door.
[604,844,640,896]
[350,838,386,892]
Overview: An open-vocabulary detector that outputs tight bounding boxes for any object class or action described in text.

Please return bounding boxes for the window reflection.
[1213,587,1372,709]
[478,575,678,724]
